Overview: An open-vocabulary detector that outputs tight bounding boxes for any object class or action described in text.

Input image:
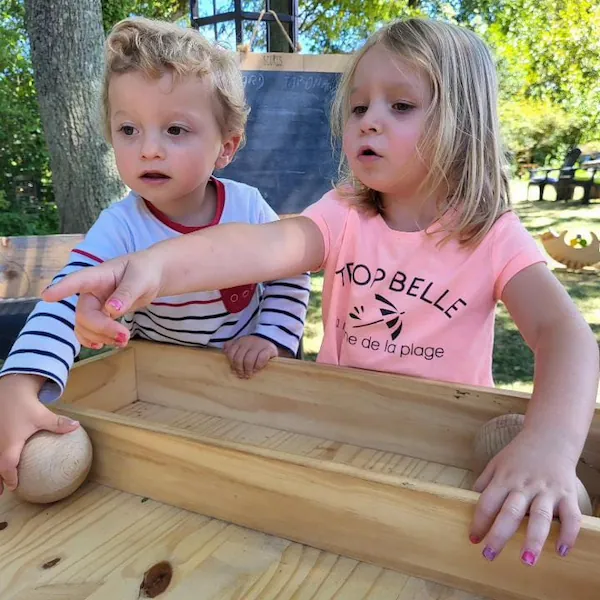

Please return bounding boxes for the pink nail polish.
[482,546,496,561]
[521,550,537,566]
[469,534,481,545]
[558,544,569,557]
[115,332,128,345]
[107,298,123,312]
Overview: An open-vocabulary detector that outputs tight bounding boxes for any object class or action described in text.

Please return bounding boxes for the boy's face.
[342,44,433,200]
[108,71,239,213]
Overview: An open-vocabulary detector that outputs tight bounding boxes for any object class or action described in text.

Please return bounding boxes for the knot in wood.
[139,561,173,598]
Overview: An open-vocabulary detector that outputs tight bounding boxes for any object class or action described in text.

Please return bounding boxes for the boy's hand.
[470,428,583,565]
[0,374,79,495]
[223,336,284,379]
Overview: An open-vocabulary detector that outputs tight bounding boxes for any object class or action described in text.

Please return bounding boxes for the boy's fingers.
[243,350,259,378]
[0,446,22,491]
[254,348,272,372]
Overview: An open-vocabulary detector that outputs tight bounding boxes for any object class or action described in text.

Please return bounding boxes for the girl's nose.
[359,107,383,134]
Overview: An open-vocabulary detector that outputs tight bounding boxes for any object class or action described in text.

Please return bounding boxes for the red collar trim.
[143,177,225,233]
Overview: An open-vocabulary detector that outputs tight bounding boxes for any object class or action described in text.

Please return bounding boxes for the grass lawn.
[303,193,600,398]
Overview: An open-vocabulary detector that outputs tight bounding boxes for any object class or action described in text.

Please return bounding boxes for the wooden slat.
[133,342,600,496]
[131,342,524,468]
[1,484,469,600]
[237,51,348,73]
[116,400,474,490]
[60,348,137,412]
[0,234,83,299]
[51,404,600,600]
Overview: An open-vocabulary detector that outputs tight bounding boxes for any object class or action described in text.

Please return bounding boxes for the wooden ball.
[15,427,93,504]
[473,414,592,515]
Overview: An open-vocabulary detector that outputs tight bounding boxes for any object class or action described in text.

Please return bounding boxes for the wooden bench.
[0,234,84,359]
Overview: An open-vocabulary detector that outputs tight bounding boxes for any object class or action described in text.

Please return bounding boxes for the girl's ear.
[215,134,242,170]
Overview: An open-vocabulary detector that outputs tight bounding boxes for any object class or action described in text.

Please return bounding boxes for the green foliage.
[0,0,57,235]
[101,0,187,32]
[461,0,600,142]
[299,0,600,167]
[298,0,451,53]
[500,98,582,174]
[1,0,599,236]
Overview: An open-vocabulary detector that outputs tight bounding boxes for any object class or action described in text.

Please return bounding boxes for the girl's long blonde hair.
[331,18,511,246]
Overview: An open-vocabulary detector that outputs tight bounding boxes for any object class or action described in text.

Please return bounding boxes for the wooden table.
[0,465,484,600]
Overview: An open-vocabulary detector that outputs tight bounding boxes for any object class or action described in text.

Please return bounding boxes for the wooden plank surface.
[0,234,83,299]
[48,403,600,600]
[237,51,348,73]
[133,342,600,495]
[0,482,480,600]
[60,348,136,412]
[117,400,474,489]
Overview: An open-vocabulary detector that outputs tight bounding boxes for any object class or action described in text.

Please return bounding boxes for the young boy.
[0,17,310,494]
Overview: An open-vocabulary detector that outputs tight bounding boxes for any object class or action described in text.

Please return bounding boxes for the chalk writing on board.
[242,74,265,90]
[263,55,284,68]
[284,75,337,93]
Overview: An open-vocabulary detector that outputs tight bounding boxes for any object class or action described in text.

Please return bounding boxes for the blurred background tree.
[0,0,597,233]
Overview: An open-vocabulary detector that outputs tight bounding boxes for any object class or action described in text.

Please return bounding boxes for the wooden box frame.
[49,340,600,600]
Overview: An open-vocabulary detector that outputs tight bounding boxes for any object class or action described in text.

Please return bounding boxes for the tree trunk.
[24,0,125,233]
[269,0,295,52]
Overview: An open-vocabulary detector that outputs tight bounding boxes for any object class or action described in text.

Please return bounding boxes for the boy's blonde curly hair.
[331,18,511,246]
[101,17,249,146]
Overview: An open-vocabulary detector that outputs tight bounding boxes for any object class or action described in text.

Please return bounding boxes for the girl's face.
[343,44,433,200]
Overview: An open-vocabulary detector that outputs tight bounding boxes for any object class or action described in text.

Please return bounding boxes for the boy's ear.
[215,134,242,170]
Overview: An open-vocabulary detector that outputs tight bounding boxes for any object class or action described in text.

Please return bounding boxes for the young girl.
[0,19,310,497]
[43,18,598,567]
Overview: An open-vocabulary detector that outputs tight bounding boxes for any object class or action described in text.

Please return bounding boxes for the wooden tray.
[2,340,600,599]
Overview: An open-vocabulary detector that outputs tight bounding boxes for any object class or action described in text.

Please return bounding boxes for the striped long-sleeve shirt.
[0,177,310,403]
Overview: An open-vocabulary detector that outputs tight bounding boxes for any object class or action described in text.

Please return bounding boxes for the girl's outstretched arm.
[42,216,325,346]
[470,262,599,564]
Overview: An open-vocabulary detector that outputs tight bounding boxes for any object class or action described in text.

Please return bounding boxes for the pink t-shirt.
[302,190,546,388]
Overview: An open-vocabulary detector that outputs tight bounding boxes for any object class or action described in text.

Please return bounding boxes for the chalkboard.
[217,53,348,215]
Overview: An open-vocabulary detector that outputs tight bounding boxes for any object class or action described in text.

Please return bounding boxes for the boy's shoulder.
[98,190,145,221]
[217,177,262,202]
[216,177,272,222]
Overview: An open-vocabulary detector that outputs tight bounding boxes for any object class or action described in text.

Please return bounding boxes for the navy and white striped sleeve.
[0,207,132,404]
[251,191,311,356]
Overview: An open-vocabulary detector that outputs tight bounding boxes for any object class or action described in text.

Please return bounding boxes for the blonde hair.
[331,18,511,246]
[101,17,249,146]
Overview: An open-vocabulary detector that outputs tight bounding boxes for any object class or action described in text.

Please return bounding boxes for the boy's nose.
[140,135,165,159]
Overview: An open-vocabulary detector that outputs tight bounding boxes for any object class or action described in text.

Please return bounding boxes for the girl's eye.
[119,125,135,136]
[351,105,368,115]
[167,126,185,135]
[393,102,414,112]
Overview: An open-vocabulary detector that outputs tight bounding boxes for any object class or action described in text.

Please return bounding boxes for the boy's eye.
[167,126,185,135]
[120,125,136,136]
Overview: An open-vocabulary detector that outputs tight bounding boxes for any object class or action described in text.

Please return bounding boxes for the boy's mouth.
[140,170,171,181]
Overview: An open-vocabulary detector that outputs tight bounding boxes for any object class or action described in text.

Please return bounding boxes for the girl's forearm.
[523,318,599,462]
[151,217,324,297]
